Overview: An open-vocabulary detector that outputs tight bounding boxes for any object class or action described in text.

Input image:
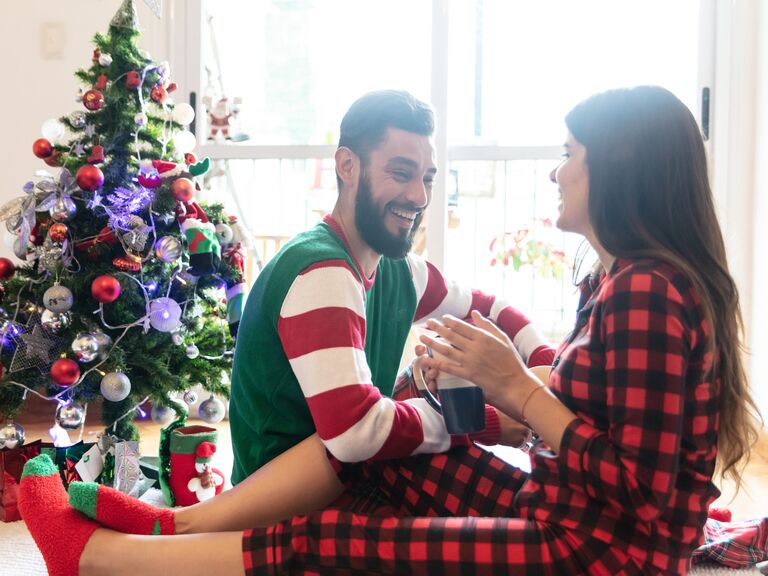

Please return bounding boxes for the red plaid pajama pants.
[242,444,638,575]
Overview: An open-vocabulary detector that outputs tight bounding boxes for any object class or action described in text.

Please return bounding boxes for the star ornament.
[10,316,68,373]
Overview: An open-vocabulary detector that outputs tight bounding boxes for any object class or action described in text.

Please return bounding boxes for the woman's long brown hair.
[566,86,761,485]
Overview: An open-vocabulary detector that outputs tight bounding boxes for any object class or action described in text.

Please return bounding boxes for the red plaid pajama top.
[243,257,721,575]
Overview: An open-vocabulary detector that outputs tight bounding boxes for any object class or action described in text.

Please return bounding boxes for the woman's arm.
[419,311,577,451]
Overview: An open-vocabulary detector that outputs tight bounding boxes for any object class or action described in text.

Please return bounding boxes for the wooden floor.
[15,416,768,522]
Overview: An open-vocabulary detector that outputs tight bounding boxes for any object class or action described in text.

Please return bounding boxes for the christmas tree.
[0,0,246,444]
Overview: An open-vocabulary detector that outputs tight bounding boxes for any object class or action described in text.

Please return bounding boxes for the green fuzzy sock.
[69,481,175,535]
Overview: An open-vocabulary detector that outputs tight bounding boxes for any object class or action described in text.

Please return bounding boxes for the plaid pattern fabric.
[242,258,721,574]
[244,446,641,575]
[512,258,721,574]
[692,518,768,568]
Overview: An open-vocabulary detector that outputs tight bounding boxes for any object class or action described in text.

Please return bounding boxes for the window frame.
[171,0,716,272]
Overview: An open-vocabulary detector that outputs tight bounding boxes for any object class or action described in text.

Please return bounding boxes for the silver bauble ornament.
[0,421,25,449]
[71,333,100,362]
[56,402,85,429]
[93,331,113,359]
[13,237,27,260]
[183,390,198,405]
[151,402,186,425]
[100,372,131,402]
[154,236,182,262]
[215,223,233,245]
[49,196,78,222]
[149,297,182,333]
[150,404,175,425]
[171,332,184,346]
[40,309,70,333]
[198,395,226,424]
[69,111,87,129]
[43,284,74,313]
[185,343,200,359]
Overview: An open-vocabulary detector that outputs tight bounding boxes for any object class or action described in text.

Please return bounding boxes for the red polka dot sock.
[69,481,175,535]
[18,454,99,576]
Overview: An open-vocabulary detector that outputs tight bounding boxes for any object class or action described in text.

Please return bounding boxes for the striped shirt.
[229,215,554,483]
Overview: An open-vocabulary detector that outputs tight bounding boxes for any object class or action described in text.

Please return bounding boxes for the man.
[229,90,553,484]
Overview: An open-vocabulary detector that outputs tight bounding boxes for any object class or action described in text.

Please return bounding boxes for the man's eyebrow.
[385,157,419,170]
[386,157,437,176]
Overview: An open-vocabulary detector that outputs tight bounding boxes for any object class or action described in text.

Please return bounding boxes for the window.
[182,0,712,340]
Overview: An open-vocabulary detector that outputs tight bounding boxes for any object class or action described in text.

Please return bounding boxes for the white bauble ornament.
[183,390,198,405]
[134,112,148,126]
[41,119,66,143]
[172,130,196,154]
[100,372,131,402]
[172,103,195,125]
[198,395,226,424]
[149,297,183,333]
[43,284,74,313]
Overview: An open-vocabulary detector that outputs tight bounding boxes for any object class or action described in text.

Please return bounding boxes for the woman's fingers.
[470,310,508,341]
[419,333,462,361]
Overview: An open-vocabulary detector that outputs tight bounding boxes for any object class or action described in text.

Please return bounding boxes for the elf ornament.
[175,192,221,276]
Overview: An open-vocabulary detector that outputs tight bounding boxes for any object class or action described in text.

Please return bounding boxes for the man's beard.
[355,172,423,259]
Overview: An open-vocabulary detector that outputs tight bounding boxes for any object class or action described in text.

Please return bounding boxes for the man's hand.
[497,411,532,448]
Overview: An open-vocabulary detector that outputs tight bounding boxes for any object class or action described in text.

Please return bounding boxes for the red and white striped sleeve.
[278,259,453,462]
[407,254,555,367]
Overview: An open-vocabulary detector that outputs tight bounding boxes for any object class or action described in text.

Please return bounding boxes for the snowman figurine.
[187,441,225,502]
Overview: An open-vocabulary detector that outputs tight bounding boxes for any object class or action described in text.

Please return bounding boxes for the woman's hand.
[418,310,542,419]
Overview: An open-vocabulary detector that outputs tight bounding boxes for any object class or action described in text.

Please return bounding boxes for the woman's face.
[550,133,591,236]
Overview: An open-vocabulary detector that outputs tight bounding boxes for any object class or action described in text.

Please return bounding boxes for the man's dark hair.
[337,90,435,188]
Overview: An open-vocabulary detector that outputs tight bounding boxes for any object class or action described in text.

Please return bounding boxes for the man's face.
[354,128,437,259]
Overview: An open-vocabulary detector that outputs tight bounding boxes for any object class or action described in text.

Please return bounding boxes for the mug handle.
[412,355,442,414]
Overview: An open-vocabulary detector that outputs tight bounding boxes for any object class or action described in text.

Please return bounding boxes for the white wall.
[0,0,170,260]
[750,1,768,414]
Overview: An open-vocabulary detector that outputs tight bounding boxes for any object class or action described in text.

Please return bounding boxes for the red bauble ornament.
[184,152,198,166]
[0,258,14,280]
[150,85,167,104]
[48,223,69,243]
[51,358,80,388]
[171,177,195,202]
[83,89,105,111]
[76,165,105,191]
[125,71,141,90]
[43,151,62,167]
[32,138,53,159]
[91,275,121,303]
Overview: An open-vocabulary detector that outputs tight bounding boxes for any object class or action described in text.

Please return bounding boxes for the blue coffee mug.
[412,355,486,435]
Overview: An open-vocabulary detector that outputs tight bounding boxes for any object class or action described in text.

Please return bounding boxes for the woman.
[19,86,759,575]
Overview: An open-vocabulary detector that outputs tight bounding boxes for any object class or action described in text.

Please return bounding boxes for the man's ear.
[335,146,359,188]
